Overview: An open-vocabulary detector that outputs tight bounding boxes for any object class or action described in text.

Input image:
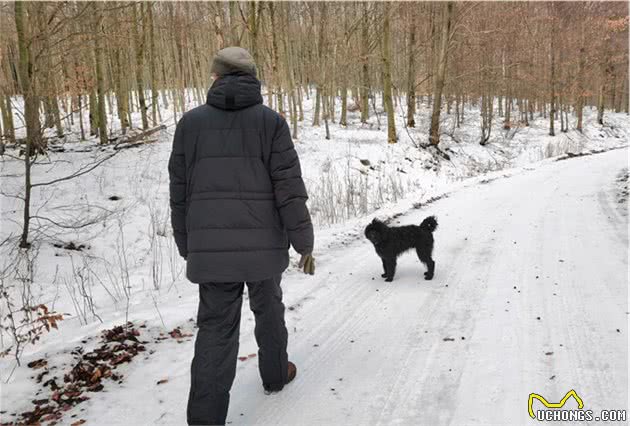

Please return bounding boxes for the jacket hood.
[206,72,263,111]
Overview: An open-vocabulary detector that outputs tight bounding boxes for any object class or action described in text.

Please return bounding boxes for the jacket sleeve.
[269,116,314,255]
[168,116,188,258]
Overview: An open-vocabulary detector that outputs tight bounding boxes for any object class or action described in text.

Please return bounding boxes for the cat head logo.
[528,389,584,418]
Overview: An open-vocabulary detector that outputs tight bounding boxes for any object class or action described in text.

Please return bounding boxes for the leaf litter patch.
[5,321,195,426]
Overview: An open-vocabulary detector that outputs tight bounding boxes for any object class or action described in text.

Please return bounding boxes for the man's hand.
[298,253,315,275]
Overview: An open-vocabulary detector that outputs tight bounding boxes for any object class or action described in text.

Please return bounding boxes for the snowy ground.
[0,93,628,425]
[223,148,628,426]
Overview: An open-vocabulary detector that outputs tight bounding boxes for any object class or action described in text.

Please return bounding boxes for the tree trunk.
[1,95,15,144]
[597,55,612,125]
[339,4,349,127]
[312,3,327,126]
[360,2,369,124]
[147,2,159,125]
[597,81,605,125]
[480,92,493,145]
[35,5,64,140]
[114,49,130,134]
[381,3,396,144]
[94,2,108,144]
[268,3,283,115]
[281,3,298,138]
[248,2,261,68]
[15,1,39,248]
[133,3,149,129]
[428,2,453,146]
[503,52,511,130]
[406,7,416,128]
[548,3,555,137]
[576,22,585,132]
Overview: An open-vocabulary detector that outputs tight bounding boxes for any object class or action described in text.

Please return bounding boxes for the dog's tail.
[419,216,438,233]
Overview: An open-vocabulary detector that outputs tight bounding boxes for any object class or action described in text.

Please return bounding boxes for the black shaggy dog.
[364,216,438,282]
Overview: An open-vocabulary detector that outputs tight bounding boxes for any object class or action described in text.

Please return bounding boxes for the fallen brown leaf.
[28,359,48,369]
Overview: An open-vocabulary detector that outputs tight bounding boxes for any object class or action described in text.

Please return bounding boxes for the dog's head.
[364,218,388,244]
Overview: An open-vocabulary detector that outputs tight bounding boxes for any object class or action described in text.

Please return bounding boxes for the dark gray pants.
[187,274,288,426]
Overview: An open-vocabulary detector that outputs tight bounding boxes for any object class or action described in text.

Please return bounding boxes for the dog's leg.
[424,258,435,280]
[381,258,388,278]
[416,248,435,280]
[384,257,396,282]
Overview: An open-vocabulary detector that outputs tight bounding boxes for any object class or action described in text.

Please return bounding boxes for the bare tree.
[429,2,453,146]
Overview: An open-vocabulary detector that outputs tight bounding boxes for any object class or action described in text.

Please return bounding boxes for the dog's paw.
[381,273,387,278]
[424,272,434,280]
[385,277,393,282]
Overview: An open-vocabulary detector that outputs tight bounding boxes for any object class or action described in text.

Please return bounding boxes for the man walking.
[168,46,314,426]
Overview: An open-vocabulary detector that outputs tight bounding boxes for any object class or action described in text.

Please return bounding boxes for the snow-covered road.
[226,149,628,426]
[76,148,628,426]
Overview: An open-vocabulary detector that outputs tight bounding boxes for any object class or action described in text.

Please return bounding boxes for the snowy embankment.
[0,92,628,425]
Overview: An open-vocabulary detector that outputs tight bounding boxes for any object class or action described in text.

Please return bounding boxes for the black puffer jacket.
[168,72,313,283]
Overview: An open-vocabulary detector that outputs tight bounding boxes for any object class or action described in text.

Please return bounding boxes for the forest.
[0,3,628,426]
[1,1,627,149]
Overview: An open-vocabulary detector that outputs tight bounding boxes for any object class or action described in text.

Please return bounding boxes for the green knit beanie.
[210,46,257,77]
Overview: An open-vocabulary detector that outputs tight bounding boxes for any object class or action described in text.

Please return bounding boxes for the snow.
[0,92,628,425]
